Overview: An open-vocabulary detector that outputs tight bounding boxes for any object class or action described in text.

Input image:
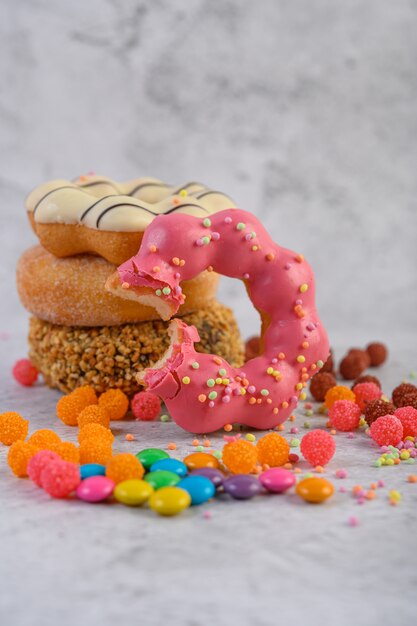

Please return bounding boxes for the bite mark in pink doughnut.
[115,209,329,433]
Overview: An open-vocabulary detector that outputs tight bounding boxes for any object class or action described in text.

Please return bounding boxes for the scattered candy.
[394,406,417,437]
[223,474,263,500]
[131,391,161,421]
[76,476,115,503]
[295,477,334,503]
[352,382,382,411]
[259,468,296,493]
[328,400,361,432]
[366,342,387,366]
[364,399,395,426]
[149,486,191,516]
[300,430,336,467]
[0,412,29,445]
[324,385,356,409]
[114,479,154,506]
[370,415,403,446]
[12,359,38,386]
[222,439,257,474]
[98,389,129,421]
[309,372,336,401]
[256,432,289,467]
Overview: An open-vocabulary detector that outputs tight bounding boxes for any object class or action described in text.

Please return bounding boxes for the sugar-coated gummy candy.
[12,359,38,386]
[28,429,61,449]
[80,463,106,480]
[324,385,356,409]
[78,422,114,445]
[222,439,258,474]
[149,486,191,516]
[53,441,80,464]
[189,467,225,488]
[183,452,220,471]
[144,470,180,490]
[114,479,154,506]
[223,474,263,500]
[27,450,60,486]
[296,477,334,503]
[79,439,113,465]
[370,415,403,446]
[98,389,129,421]
[352,382,382,411]
[328,400,361,432]
[76,476,115,503]
[136,448,169,470]
[394,406,417,438]
[56,386,98,426]
[177,475,215,505]
[300,430,336,467]
[105,453,144,484]
[131,391,161,421]
[256,432,290,467]
[7,441,39,477]
[77,405,110,429]
[40,460,80,498]
[259,468,296,493]
[150,458,188,477]
[0,412,29,446]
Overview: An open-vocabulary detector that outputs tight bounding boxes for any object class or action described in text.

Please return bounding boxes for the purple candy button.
[189,467,225,488]
[259,468,296,494]
[76,476,115,503]
[223,474,262,500]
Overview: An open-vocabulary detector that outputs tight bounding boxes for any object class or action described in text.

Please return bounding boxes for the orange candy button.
[295,477,334,503]
[183,452,220,471]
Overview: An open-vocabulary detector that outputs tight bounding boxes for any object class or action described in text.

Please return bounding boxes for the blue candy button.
[80,463,106,480]
[177,475,215,505]
[150,458,188,477]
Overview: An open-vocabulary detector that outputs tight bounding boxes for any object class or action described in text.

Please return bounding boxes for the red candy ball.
[27,450,60,487]
[352,382,382,412]
[131,391,161,421]
[40,460,81,498]
[300,429,336,467]
[394,406,417,438]
[328,400,361,432]
[370,415,403,447]
[12,359,39,387]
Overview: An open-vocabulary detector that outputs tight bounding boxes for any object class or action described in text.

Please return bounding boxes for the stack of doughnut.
[17,175,244,395]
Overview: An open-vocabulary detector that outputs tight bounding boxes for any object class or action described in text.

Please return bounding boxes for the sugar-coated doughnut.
[28,303,244,395]
[16,246,219,327]
[114,209,329,432]
[26,175,236,265]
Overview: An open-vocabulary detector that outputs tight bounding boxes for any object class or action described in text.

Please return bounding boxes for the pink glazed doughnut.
[112,209,329,433]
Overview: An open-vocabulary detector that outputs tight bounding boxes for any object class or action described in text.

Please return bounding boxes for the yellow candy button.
[295,477,334,503]
[114,479,154,506]
[149,486,191,516]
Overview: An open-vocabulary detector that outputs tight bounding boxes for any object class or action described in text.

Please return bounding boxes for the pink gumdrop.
[131,391,161,421]
[28,450,60,487]
[394,406,417,438]
[259,468,296,493]
[329,400,361,432]
[370,415,403,447]
[40,460,81,498]
[352,382,382,411]
[300,429,336,467]
[76,476,115,503]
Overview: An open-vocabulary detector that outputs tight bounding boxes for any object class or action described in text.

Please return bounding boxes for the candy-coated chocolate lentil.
[114,479,154,506]
[76,476,115,503]
[80,463,106,480]
[183,452,220,471]
[295,477,334,503]
[136,448,169,470]
[259,468,296,493]
[189,467,225,488]
[223,474,263,500]
[150,458,188,477]
[144,470,180,490]
[177,475,215,505]
[149,486,191,516]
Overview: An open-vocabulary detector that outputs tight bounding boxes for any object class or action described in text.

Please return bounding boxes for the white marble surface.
[1,1,417,624]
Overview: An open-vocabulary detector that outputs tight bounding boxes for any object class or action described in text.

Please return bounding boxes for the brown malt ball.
[309,372,337,402]
[364,399,396,426]
[392,383,417,407]
[352,374,381,390]
[320,349,334,374]
[395,391,417,410]
[339,354,366,380]
[366,342,388,367]
[348,349,371,368]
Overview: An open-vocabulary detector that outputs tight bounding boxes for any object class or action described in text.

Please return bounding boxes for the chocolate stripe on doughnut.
[127,181,171,196]
[194,189,235,203]
[96,202,210,228]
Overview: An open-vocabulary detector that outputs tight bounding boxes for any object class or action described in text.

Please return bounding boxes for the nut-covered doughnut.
[112,208,329,433]
[26,175,236,265]
[16,246,219,327]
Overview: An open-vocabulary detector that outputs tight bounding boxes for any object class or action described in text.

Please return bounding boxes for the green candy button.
[136,448,170,470]
[144,470,180,490]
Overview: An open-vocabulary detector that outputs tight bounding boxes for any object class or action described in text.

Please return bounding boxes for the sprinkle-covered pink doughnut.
[117,209,329,433]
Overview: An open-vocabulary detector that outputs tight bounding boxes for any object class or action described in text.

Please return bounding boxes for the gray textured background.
[1,0,417,345]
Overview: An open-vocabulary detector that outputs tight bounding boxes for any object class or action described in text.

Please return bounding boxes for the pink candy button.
[259,468,296,494]
[76,476,115,503]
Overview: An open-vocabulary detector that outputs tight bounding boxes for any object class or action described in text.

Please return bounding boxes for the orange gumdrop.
[98,389,129,421]
[28,429,61,449]
[8,441,39,477]
[324,385,356,410]
[0,412,29,446]
[79,439,113,465]
[77,405,110,429]
[222,439,257,474]
[57,386,98,427]
[78,423,114,445]
[256,432,290,467]
[105,453,144,484]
